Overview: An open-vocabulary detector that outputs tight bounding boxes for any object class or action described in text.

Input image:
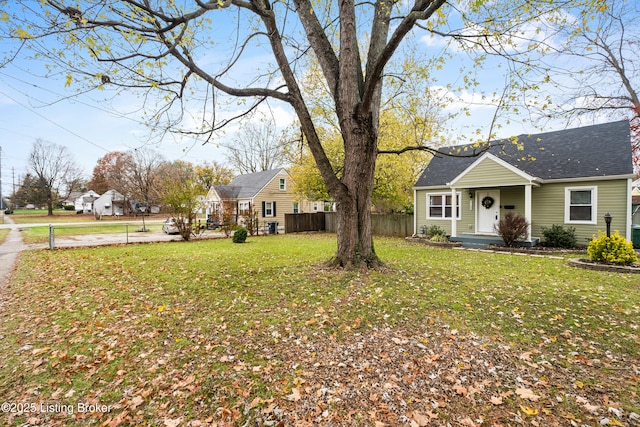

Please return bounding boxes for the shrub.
[587,231,638,265]
[426,225,446,238]
[541,224,577,249]
[494,212,529,247]
[429,233,449,243]
[232,227,248,244]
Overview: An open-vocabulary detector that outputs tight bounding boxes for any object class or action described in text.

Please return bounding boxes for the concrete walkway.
[0,215,24,291]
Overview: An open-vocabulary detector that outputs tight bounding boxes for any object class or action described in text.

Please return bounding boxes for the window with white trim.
[264,201,274,217]
[279,178,286,190]
[238,201,250,215]
[565,186,597,224]
[427,192,461,219]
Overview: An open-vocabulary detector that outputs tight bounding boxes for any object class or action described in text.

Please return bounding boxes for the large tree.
[28,138,82,215]
[530,0,640,170]
[87,151,134,195]
[3,0,596,266]
[127,147,166,207]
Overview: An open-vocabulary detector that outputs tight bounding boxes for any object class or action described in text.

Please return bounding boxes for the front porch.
[450,233,540,249]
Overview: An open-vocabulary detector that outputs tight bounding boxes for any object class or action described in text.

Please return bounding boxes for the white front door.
[477,190,500,234]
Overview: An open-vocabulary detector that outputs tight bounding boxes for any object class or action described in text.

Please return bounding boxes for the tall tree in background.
[9,173,48,208]
[127,147,166,207]
[28,138,81,215]
[225,117,290,174]
[2,0,601,266]
[531,0,639,170]
[195,161,234,190]
[87,151,134,195]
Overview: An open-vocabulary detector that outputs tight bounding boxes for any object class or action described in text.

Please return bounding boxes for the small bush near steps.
[429,233,449,243]
[232,227,248,243]
[587,231,638,265]
[541,224,577,249]
[494,212,529,247]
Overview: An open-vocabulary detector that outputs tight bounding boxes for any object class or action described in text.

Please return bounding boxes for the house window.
[313,202,319,211]
[427,192,461,219]
[264,201,275,217]
[293,202,299,214]
[279,178,286,190]
[565,186,597,224]
[238,201,250,215]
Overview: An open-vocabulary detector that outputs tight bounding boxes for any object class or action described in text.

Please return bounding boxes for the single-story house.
[74,190,101,214]
[93,189,127,219]
[205,168,304,232]
[63,191,83,208]
[413,120,635,247]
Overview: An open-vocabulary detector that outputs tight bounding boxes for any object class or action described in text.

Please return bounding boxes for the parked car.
[162,218,180,234]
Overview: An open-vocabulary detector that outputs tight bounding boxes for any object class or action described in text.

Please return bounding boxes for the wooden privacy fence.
[285,212,414,237]
[284,212,326,233]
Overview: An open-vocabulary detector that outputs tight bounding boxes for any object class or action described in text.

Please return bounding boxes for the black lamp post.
[604,212,612,238]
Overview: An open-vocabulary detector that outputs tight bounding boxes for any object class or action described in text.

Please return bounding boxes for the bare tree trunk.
[330,113,380,268]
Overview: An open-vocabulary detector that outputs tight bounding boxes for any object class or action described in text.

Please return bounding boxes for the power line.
[0,88,111,153]
[0,71,146,125]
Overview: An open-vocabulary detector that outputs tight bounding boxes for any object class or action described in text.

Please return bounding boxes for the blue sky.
[0,1,617,200]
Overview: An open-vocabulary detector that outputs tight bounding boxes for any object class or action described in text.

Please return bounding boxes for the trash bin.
[633,225,640,249]
[268,221,278,234]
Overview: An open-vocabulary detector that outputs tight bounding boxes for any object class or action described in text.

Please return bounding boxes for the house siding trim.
[540,174,635,184]
[449,153,539,188]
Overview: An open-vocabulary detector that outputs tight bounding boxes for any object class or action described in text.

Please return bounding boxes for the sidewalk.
[0,215,24,291]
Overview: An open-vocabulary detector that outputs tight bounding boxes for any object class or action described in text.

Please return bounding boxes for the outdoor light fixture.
[604,212,612,237]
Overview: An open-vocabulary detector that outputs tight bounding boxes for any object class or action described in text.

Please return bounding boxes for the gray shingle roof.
[415,120,633,187]
[216,168,284,199]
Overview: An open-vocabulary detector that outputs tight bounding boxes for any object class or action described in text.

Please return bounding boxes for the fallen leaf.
[163,418,182,427]
[453,384,468,396]
[516,387,540,402]
[459,417,476,427]
[583,403,600,414]
[490,395,503,405]
[411,410,436,426]
[130,395,144,409]
[520,405,539,416]
[287,387,302,401]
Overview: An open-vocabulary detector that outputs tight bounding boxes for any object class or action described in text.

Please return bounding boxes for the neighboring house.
[413,120,635,247]
[205,168,303,232]
[64,191,83,208]
[74,190,101,214]
[93,190,127,218]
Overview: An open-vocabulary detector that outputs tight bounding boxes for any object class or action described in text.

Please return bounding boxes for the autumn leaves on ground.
[0,235,638,426]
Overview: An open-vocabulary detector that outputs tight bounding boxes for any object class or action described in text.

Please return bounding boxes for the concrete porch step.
[450,234,540,249]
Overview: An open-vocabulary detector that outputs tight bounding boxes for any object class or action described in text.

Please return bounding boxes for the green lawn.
[20,222,164,244]
[8,209,80,221]
[0,235,638,426]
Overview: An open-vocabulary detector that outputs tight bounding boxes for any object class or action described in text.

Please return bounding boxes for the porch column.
[451,187,457,238]
[525,184,532,242]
